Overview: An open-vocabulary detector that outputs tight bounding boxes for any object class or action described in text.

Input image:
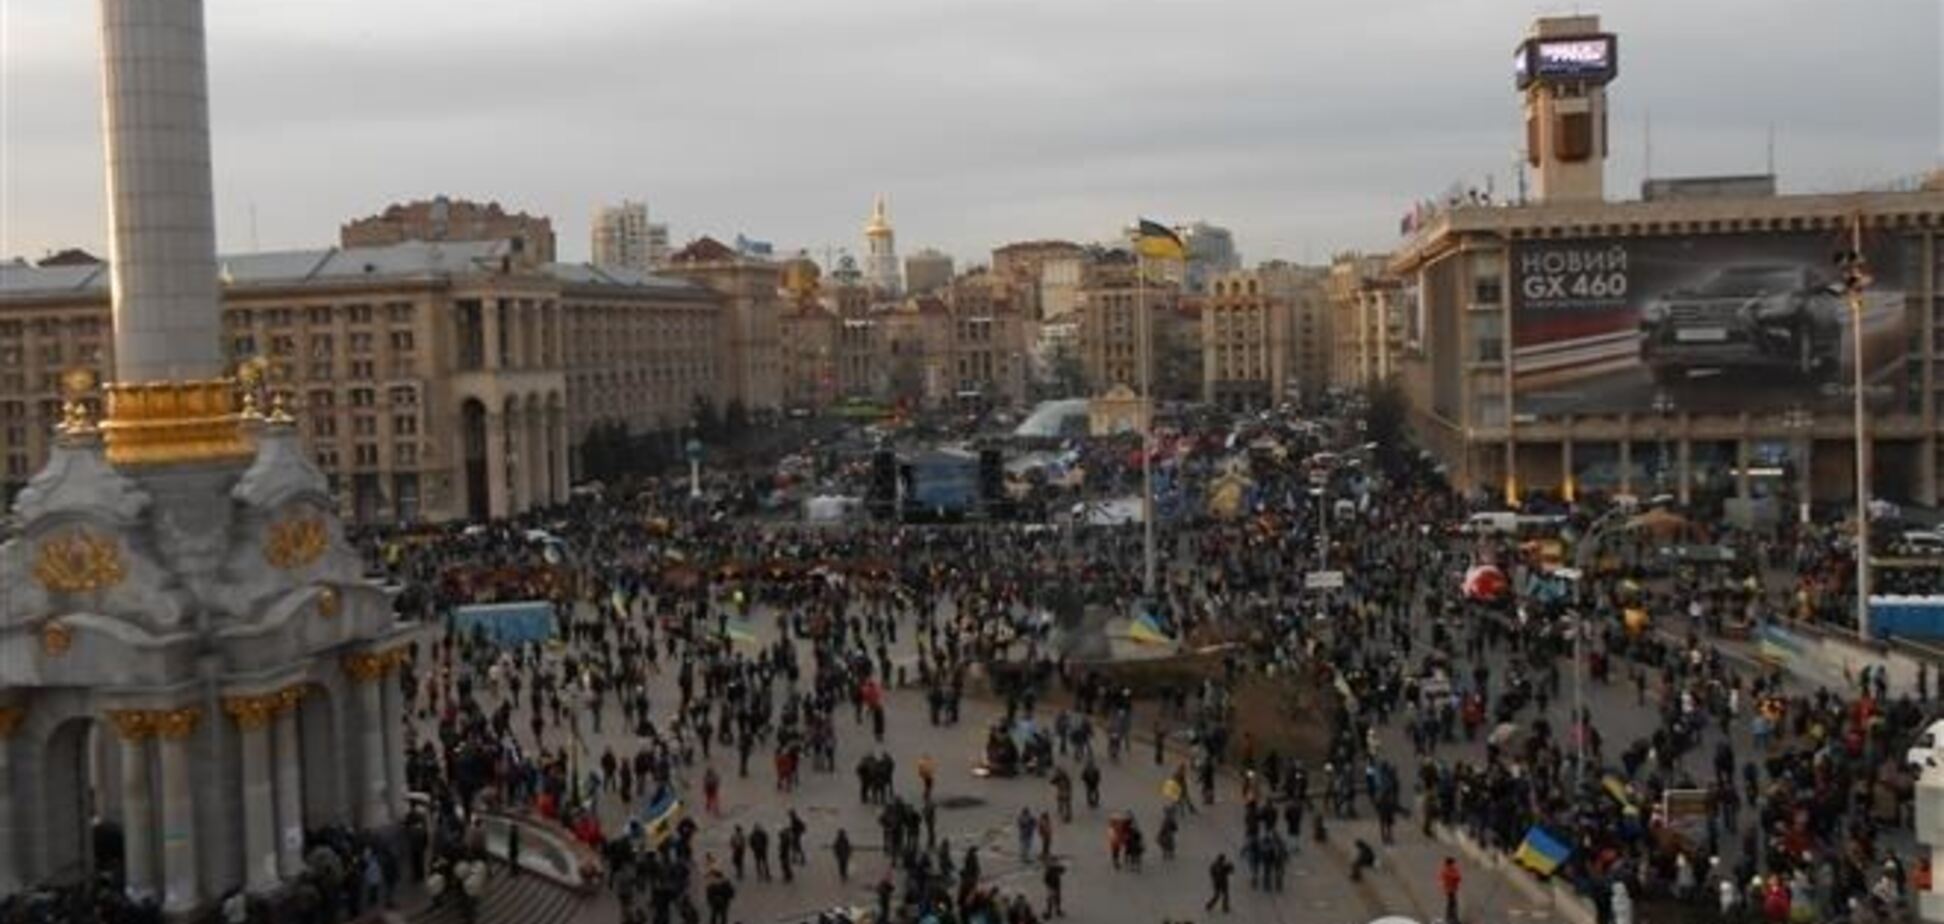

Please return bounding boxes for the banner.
[1510,231,1911,417]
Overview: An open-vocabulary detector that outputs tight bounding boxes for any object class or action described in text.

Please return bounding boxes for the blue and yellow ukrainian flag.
[1512,826,1572,877]
[1133,219,1186,261]
[1757,625,1804,667]
[640,787,684,846]
[1127,611,1172,646]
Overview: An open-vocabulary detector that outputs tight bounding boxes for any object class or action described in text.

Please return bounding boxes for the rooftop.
[0,240,705,300]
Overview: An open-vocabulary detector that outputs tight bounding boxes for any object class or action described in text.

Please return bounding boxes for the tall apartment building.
[0,239,724,523]
[904,249,955,296]
[591,200,673,272]
[341,195,556,263]
[1201,270,1288,410]
[1260,261,1333,399]
[1328,252,1403,389]
[992,240,1088,320]
[1078,253,1188,398]
[1178,221,1241,295]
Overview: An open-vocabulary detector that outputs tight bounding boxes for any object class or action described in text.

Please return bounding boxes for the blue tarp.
[1868,596,1944,640]
[452,600,557,646]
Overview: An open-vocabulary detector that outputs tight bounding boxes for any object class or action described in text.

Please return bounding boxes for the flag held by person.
[1512,826,1572,877]
[640,787,684,846]
[1133,219,1185,261]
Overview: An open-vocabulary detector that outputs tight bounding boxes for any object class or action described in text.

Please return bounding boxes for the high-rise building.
[1259,261,1332,399]
[904,249,954,295]
[1201,270,1287,410]
[1179,222,1241,294]
[341,195,556,262]
[1327,253,1402,389]
[992,240,1087,320]
[863,196,901,296]
[591,199,673,272]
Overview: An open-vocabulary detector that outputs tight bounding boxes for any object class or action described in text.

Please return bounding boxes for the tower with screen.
[1516,15,1618,203]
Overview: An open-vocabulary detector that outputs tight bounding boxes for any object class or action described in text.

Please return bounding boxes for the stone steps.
[411,870,584,924]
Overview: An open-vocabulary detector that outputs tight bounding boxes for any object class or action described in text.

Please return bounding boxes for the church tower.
[863,195,901,297]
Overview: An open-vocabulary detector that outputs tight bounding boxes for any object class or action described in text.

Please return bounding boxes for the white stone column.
[98,0,225,383]
[110,712,157,900]
[155,709,201,915]
[0,710,25,896]
[349,658,390,829]
[508,407,531,516]
[482,299,502,370]
[227,699,278,893]
[272,700,305,880]
[382,676,409,823]
[526,407,546,510]
[485,411,508,519]
[551,408,570,503]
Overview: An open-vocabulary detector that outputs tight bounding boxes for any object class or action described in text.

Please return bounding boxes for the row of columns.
[220,687,308,893]
[476,298,562,372]
[103,707,203,914]
[481,402,570,519]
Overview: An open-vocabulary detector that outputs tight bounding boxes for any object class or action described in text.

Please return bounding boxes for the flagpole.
[1138,251,1157,600]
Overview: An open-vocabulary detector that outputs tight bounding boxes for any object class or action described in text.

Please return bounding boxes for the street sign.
[1305,570,1345,590]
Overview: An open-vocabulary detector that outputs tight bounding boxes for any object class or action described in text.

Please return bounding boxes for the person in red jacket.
[1439,856,1463,923]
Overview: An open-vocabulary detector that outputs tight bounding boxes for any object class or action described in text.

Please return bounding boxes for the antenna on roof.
[249,199,260,252]
[1765,123,1776,177]
[1643,109,1653,181]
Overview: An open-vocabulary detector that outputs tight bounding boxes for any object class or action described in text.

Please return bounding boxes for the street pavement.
[414,592,1571,924]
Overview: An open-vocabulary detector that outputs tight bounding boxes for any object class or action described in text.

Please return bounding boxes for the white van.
[1907,719,1944,770]
[1462,512,1521,535]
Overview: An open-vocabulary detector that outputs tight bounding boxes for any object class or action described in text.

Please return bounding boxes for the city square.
[3,1,1944,923]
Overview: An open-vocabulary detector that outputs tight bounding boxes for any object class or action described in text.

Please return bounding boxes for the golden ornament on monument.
[316,585,342,618]
[32,531,126,594]
[265,515,328,570]
[41,621,73,657]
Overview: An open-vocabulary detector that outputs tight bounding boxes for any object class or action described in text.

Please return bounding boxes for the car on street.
[1639,264,1844,384]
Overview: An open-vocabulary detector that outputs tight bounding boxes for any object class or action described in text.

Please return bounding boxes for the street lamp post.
[1781,406,1813,526]
[1839,215,1874,640]
[1651,391,1675,496]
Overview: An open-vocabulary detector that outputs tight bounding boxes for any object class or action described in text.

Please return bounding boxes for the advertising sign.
[1510,231,1911,416]
[1516,34,1617,88]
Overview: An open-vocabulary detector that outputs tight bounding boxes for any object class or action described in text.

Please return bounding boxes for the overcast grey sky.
[3,0,1939,267]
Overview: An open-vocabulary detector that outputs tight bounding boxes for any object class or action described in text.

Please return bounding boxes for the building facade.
[1201,270,1288,410]
[340,196,556,263]
[1260,261,1333,399]
[904,249,954,296]
[666,237,783,414]
[591,200,673,272]
[0,240,729,524]
[1391,185,1944,511]
[1328,252,1403,389]
[1077,255,1190,399]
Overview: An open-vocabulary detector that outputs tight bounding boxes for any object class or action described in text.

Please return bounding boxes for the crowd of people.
[10,396,1944,924]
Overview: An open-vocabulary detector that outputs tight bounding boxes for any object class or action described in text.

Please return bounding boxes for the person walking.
[750,824,772,882]
[833,828,853,882]
[1206,853,1235,913]
[1016,807,1037,861]
[1043,858,1067,918]
[1439,856,1463,923]
[704,870,735,924]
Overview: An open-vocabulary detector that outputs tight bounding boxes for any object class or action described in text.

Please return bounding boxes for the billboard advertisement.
[1510,231,1911,417]
[1516,34,1618,88]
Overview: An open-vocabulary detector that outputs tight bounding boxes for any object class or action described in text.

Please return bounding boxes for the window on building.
[40,343,62,366]
[307,307,332,325]
[353,415,377,436]
[389,330,415,352]
[349,332,373,354]
[313,416,337,438]
[387,302,415,323]
[347,304,373,324]
[349,360,375,380]
[354,444,378,467]
[1474,276,1503,305]
[395,443,418,467]
[350,388,375,407]
[308,360,333,380]
[270,335,296,356]
[393,414,418,436]
[231,335,256,357]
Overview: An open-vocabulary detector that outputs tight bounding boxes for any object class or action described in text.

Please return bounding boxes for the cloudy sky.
[3,0,1938,267]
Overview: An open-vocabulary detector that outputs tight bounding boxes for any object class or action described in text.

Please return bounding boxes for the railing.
[475,809,604,893]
